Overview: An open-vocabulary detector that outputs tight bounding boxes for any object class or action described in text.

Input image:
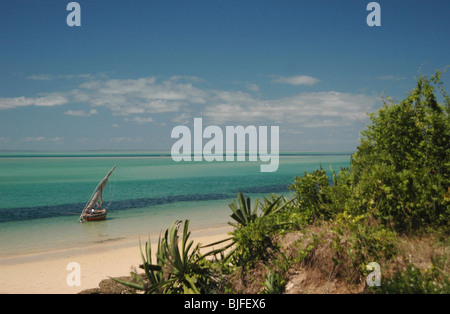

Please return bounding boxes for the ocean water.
[0,151,351,257]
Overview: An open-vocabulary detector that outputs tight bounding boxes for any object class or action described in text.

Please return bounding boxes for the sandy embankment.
[0,225,231,294]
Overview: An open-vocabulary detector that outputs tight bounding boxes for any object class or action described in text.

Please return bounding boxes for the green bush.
[207,192,297,268]
[230,214,291,268]
[290,72,449,233]
[371,255,450,294]
[289,168,334,222]
[350,71,449,232]
[289,167,356,224]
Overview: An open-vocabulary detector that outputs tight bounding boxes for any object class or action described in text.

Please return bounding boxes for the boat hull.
[83,209,107,221]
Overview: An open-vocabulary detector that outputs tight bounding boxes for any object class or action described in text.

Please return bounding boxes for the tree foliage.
[350,71,449,231]
[290,71,449,232]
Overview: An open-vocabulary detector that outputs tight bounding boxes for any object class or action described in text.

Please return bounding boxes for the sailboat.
[79,165,116,222]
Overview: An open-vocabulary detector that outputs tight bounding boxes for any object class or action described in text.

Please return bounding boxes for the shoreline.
[0,223,232,294]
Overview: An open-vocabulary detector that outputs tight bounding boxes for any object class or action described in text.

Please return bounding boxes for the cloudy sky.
[0,0,449,151]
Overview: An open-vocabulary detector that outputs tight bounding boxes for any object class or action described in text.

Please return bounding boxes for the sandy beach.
[0,224,231,294]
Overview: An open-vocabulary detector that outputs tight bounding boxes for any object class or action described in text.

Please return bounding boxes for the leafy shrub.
[371,255,450,294]
[289,167,355,224]
[230,215,279,267]
[350,71,449,232]
[206,192,297,268]
[290,72,449,233]
[289,168,334,222]
[346,220,397,279]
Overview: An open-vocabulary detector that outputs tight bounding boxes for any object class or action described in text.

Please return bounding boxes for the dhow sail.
[80,165,116,222]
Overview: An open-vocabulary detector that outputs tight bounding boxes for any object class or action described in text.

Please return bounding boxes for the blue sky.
[0,0,449,151]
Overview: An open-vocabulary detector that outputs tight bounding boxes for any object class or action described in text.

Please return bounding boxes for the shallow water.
[0,152,351,256]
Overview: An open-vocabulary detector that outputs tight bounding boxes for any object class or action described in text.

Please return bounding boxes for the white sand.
[0,225,231,294]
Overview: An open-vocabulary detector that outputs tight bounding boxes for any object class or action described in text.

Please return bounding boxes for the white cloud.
[0,96,34,109]
[377,75,407,81]
[27,73,108,81]
[22,136,64,143]
[34,94,69,107]
[0,95,68,110]
[167,75,204,83]
[125,116,153,124]
[110,137,143,143]
[1,76,207,116]
[172,113,191,124]
[64,109,98,116]
[2,74,380,130]
[48,137,64,143]
[72,77,207,116]
[203,91,378,126]
[272,75,320,86]
[68,76,378,127]
[246,83,260,92]
[27,74,53,81]
[24,136,46,142]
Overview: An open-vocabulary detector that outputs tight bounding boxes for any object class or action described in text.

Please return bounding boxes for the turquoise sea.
[0,151,351,257]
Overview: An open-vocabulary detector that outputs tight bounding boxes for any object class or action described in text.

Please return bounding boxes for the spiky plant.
[202,192,295,265]
[112,220,211,294]
[228,191,259,228]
